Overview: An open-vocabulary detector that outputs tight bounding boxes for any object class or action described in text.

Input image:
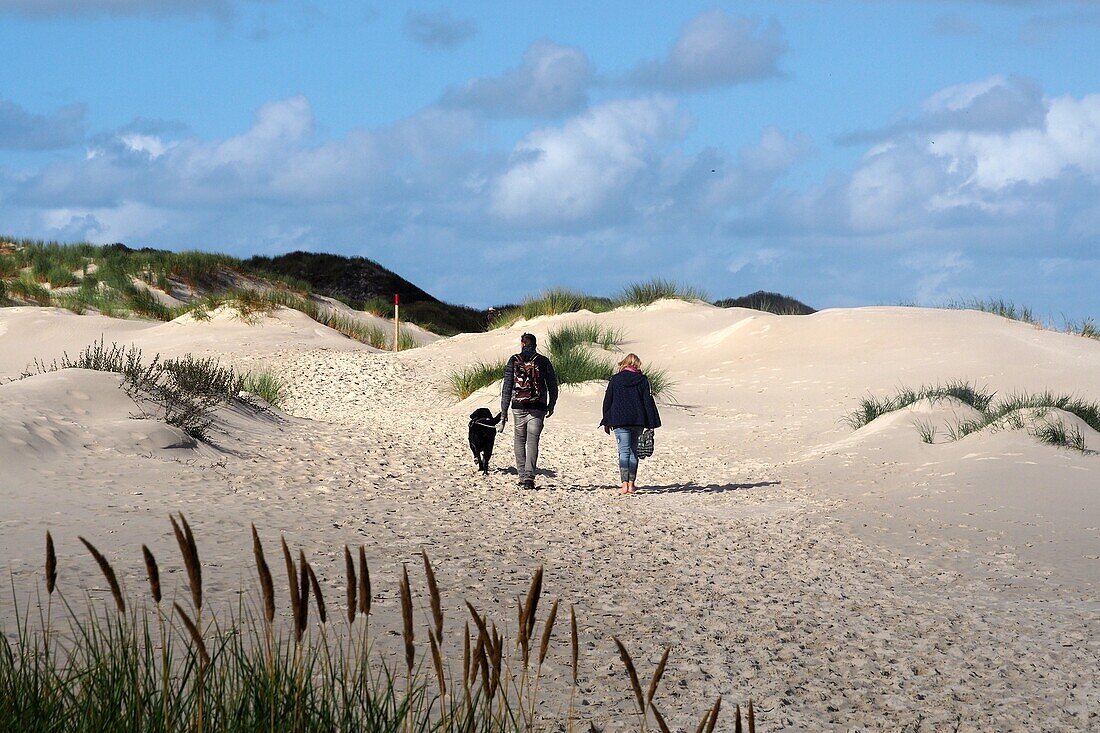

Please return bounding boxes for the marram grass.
[1,516,754,732]
[847,382,1097,452]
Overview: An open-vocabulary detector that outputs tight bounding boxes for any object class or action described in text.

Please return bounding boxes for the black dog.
[468,408,502,474]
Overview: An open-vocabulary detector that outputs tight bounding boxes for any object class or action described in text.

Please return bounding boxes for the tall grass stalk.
[1,521,742,731]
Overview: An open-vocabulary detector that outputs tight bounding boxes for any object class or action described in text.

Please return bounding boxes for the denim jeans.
[512,408,545,481]
[614,427,642,482]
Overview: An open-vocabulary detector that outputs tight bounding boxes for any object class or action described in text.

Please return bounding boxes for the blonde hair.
[617,353,642,372]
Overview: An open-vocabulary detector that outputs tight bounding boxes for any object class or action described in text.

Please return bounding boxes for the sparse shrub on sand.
[848,383,1097,452]
[31,340,285,439]
[1064,318,1100,340]
[1,519,749,732]
[713,291,816,315]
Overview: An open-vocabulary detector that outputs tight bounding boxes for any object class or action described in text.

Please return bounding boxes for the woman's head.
[617,353,642,372]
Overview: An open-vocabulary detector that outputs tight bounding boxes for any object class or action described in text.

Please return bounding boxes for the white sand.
[1,301,1098,730]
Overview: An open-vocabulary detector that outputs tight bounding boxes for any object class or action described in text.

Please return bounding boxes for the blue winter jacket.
[600,370,661,429]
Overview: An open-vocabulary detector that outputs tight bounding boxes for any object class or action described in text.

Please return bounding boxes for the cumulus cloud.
[490,97,685,226]
[0,98,86,150]
[629,11,786,91]
[404,8,478,48]
[0,0,232,18]
[442,41,591,118]
[838,76,1046,145]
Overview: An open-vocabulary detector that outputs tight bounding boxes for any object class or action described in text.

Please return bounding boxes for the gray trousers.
[512,408,545,481]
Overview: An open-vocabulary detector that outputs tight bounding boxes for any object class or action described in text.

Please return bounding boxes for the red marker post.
[393,293,400,352]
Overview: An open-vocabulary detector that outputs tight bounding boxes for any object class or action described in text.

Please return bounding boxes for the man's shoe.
[523,479,535,490]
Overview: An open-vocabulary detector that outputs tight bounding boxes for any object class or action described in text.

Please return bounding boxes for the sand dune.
[1,301,1097,730]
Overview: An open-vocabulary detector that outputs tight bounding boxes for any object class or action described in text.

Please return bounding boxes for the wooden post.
[393,293,400,352]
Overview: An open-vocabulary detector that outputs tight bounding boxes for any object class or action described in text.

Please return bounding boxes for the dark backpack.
[511,354,542,405]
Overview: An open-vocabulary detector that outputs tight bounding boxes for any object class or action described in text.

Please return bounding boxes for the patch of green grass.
[242,370,289,408]
[845,381,996,429]
[617,278,708,307]
[1033,418,1087,451]
[489,288,615,329]
[549,344,614,386]
[848,382,1098,453]
[547,321,624,353]
[941,298,1038,325]
[8,275,53,305]
[447,358,509,400]
[125,286,173,321]
[1064,318,1100,340]
[0,253,21,278]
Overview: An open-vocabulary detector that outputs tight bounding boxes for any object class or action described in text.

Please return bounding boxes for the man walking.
[499,333,558,489]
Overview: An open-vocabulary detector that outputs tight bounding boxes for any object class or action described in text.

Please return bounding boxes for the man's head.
[521,333,537,349]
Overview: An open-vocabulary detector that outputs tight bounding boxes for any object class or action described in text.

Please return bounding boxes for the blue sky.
[2,1,1100,317]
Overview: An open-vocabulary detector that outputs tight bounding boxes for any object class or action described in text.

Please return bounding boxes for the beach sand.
[1,301,1097,730]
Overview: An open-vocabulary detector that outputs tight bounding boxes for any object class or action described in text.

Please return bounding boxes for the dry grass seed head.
[78,536,125,613]
[305,560,326,625]
[298,551,311,632]
[647,646,671,707]
[251,525,275,624]
[613,637,645,716]
[281,537,303,640]
[344,546,356,625]
[400,564,415,675]
[422,550,443,643]
[45,532,57,596]
[651,704,673,733]
[141,545,161,605]
[748,699,755,733]
[169,514,202,611]
[523,565,544,643]
[429,633,447,700]
[174,602,209,665]
[704,695,722,733]
[538,598,559,667]
[357,546,370,616]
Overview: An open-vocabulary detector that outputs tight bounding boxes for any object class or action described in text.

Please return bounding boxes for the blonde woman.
[599,353,661,494]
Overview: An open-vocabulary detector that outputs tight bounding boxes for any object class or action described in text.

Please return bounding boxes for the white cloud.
[629,11,786,91]
[490,97,685,226]
[442,41,591,118]
[931,93,1100,188]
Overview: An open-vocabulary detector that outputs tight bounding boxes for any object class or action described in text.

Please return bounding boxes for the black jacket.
[600,370,661,429]
[501,350,558,413]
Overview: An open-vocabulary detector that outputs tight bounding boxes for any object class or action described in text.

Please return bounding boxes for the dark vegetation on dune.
[2,517,753,731]
[244,251,486,335]
[713,290,816,315]
[25,340,287,439]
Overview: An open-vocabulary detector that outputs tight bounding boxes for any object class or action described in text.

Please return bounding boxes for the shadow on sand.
[637,480,780,494]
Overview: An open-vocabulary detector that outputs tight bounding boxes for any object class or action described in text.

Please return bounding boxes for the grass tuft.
[848,382,1098,453]
[447,358,509,400]
[616,278,708,307]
